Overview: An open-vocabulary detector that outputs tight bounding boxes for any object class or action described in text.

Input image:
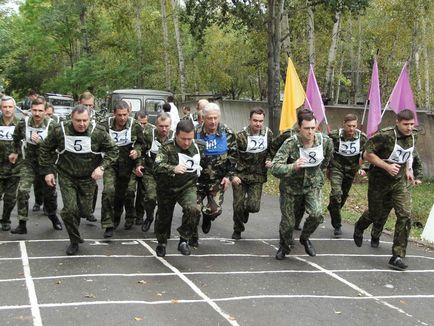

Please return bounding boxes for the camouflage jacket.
[39,121,119,179]
[139,126,174,174]
[12,116,58,165]
[0,117,23,177]
[365,126,418,182]
[99,117,144,177]
[328,128,367,173]
[271,132,333,194]
[154,139,204,193]
[234,126,274,183]
[269,127,297,158]
[195,122,237,182]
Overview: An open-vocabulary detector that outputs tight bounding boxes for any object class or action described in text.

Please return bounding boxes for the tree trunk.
[160,0,171,91]
[355,17,363,104]
[306,1,315,65]
[421,14,431,109]
[79,3,90,55]
[267,0,284,134]
[348,17,356,105]
[324,10,341,100]
[280,10,291,58]
[170,0,186,101]
[133,0,144,88]
[335,45,344,105]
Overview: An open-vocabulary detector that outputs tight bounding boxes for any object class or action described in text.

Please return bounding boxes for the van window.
[146,99,165,113]
[121,98,142,112]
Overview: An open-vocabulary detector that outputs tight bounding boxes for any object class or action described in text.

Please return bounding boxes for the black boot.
[142,217,154,232]
[11,220,27,234]
[48,215,63,230]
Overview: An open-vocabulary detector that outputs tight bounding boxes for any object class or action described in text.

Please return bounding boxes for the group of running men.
[0,91,422,271]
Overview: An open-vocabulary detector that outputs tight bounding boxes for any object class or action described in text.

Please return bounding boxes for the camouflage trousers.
[155,185,200,244]
[100,168,121,228]
[355,175,411,257]
[17,163,57,221]
[58,173,96,244]
[194,178,226,238]
[0,176,19,225]
[133,172,157,221]
[327,167,356,229]
[232,180,263,233]
[279,186,322,254]
[33,174,45,206]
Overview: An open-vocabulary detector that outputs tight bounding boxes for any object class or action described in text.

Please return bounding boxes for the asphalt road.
[0,185,433,326]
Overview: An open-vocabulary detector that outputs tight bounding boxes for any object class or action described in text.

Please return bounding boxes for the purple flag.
[305,65,327,125]
[367,59,382,138]
[387,62,418,125]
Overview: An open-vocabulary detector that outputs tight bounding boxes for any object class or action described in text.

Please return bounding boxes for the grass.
[264,173,434,241]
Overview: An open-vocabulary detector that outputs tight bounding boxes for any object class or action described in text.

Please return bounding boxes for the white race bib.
[246,134,268,153]
[0,126,15,141]
[385,130,414,164]
[109,128,132,146]
[178,153,201,173]
[299,134,324,167]
[64,136,92,154]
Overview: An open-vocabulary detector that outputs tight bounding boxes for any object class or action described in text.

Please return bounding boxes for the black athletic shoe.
[178,241,191,256]
[49,215,63,230]
[275,247,286,260]
[86,214,97,222]
[231,231,241,240]
[353,227,363,247]
[32,204,41,212]
[66,243,79,255]
[141,218,153,232]
[371,237,380,248]
[103,227,114,238]
[11,221,27,234]
[156,244,166,257]
[202,215,212,234]
[1,223,11,231]
[333,227,342,237]
[188,237,199,248]
[388,256,408,271]
[300,238,316,256]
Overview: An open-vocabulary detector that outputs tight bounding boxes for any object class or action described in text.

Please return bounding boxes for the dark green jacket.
[0,117,23,177]
[39,121,119,179]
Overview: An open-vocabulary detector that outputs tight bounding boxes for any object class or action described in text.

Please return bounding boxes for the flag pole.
[360,99,368,129]
[305,96,330,133]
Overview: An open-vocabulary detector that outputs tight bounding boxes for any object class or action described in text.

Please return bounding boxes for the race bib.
[64,136,92,154]
[26,126,48,145]
[0,126,15,141]
[299,144,324,167]
[246,134,267,153]
[386,145,413,164]
[109,128,132,146]
[338,139,360,156]
[178,152,201,173]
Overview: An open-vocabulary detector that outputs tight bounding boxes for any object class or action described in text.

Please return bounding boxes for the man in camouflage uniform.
[153,120,202,257]
[100,100,143,232]
[231,107,273,240]
[135,112,173,233]
[193,102,237,247]
[357,151,423,248]
[0,96,23,231]
[353,109,418,270]
[133,111,154,225]
[271,109,333,259]
[9,96,61,234]
[183,98,208,127]
[327,114,367,237]
[39,105,118,255]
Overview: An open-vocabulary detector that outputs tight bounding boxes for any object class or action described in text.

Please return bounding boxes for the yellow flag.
[279,57,306,132]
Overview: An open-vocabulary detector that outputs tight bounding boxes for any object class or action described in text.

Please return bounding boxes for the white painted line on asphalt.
[2,294,434,312]
[27,254,153,259]
[19,241,42,326]
[2,268,434,284]
[137,240,239,326]
[262,240,427,325]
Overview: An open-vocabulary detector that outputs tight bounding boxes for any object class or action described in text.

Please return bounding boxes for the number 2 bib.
[385,130,414,164]
[178,143,202,176]
[337,128,361,156]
